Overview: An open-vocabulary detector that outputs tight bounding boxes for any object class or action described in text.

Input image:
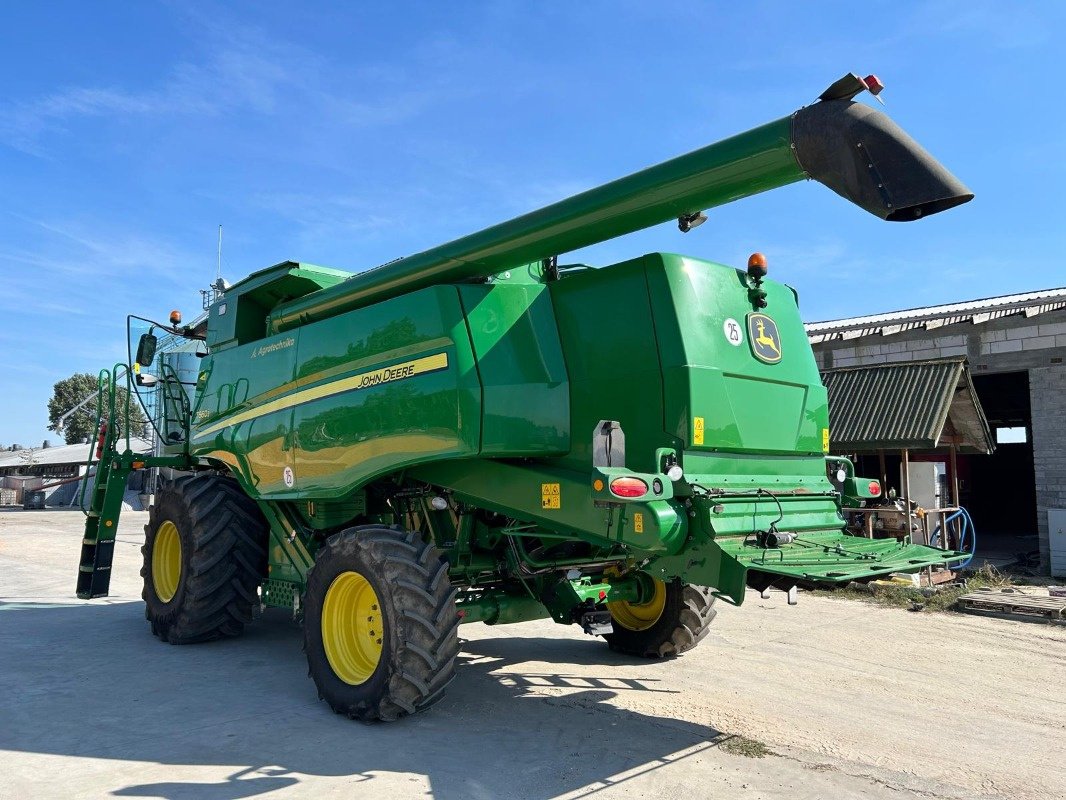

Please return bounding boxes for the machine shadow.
[1,602,724,800]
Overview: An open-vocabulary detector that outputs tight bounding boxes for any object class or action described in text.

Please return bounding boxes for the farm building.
[0,438,151,508]
[808,287,1066,576]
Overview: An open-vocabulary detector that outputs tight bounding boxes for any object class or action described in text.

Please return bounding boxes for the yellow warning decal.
[822,427,830,453]
[693,416,705,446]
[633,512,644,533]
[541,482,561,510]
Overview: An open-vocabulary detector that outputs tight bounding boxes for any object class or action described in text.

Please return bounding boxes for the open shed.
[822,358,994,457]
[822,358,1001,558]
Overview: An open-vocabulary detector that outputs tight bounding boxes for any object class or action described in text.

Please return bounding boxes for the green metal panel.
[646,254,827,456]
[650,522,969,606]
[548,258,668,474]
[192,285,483,499]
[289,286,481,498]
[457,282,570,456]
[715,531,970,583]
[262,578,297,609]
[287,285,479,499]
[191,328,300,495]
[411,458,687,555]
[206,261,350,351]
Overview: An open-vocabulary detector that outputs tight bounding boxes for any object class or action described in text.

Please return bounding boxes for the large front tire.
[141,474,268,644]
[303,526,459,722]
[604,578,717,658]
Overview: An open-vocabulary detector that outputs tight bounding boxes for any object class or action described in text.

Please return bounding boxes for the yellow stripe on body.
[193,352,449,441]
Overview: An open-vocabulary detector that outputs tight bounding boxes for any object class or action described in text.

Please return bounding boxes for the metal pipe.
[901,448,912,540]
[457,593,549,625]
[948,444,960,552]
[510,535,627,572]
[267,85,971,334]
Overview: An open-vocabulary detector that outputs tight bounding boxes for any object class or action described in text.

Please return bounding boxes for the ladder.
[75,365,190,599]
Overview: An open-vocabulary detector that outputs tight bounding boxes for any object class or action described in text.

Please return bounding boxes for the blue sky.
[1,1,1064,446]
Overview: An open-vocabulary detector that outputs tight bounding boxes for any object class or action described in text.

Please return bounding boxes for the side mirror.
[136,333,158,367]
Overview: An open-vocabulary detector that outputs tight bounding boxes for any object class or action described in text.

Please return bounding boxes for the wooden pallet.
[958,590,1066,623]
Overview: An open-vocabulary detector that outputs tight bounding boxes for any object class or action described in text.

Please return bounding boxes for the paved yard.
[2,510,1063,799]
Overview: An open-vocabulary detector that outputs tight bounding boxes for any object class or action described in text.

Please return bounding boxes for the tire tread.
[141,474,267,645]
[304,526,459,722]
[605,582,718,658]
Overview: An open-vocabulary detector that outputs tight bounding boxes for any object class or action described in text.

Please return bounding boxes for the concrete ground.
[1,511,1063,800]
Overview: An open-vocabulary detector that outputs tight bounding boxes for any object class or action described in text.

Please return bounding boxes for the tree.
[47,373,149,445]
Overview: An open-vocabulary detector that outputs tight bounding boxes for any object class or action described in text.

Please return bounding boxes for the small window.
[996,426,1027,444]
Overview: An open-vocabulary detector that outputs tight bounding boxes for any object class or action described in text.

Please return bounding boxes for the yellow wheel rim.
[608,576,667,631]
[152,520,183,602]
[321,571,384,685]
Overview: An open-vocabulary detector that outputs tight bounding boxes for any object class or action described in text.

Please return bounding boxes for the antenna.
[201,225,228,310]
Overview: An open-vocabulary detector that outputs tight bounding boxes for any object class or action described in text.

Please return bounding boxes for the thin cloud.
[2,52,291,154]
[1,220,197,281]
[905,0,1052,49]
[1,21,472,157]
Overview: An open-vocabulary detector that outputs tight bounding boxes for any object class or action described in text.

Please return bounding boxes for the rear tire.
[604,579,717,658]
[303,526,460,722]
[141,474,268,644]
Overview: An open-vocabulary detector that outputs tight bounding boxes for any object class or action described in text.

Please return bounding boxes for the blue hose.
[929,507,976,569]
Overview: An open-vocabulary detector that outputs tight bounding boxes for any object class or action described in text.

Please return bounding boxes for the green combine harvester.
[79,73,973,721]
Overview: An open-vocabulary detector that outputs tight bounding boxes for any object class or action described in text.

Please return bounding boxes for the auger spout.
[267,73,971,333]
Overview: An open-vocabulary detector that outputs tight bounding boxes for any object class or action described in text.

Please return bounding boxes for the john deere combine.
[79,74,973,721]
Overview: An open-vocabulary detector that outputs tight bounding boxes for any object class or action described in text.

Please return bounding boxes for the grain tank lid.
[821,358,994,454]
[222,261,352,308]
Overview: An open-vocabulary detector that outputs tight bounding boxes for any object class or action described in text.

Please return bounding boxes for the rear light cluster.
[609,477,647,498]
[868,481,881,496]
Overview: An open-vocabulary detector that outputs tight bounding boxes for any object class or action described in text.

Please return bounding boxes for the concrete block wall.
[1030,365,1066,575]
[813,309,1066,373]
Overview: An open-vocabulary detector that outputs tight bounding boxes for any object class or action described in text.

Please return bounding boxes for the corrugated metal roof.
[822,358,993,454]
[806,287,1066,343]
[0,438,151,470]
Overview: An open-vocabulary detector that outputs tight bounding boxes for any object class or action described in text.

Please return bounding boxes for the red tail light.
[869,481,881,496]
[610,477,648,498]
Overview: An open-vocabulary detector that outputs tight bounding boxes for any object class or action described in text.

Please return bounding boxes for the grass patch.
[719,735,772,758]
[810,564,1013,613]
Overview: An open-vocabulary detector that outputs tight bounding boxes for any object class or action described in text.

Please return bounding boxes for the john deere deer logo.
[747,313,782,363]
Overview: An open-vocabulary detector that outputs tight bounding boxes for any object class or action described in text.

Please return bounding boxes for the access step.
[76,538,116,599]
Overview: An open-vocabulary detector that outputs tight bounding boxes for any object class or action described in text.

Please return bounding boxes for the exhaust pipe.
[792,99,973,221]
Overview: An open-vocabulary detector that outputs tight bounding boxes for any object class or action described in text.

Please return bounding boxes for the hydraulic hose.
[930,507,976,569]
